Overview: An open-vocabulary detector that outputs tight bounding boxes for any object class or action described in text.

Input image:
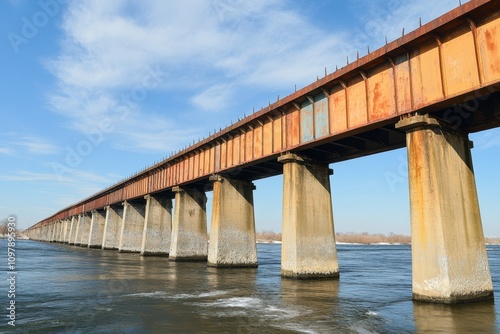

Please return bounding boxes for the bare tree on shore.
[0,218,10,235]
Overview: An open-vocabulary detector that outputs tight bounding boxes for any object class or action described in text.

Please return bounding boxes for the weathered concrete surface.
[208,176,258,267]
[278,153,339,278]
[88,210,106,249]
[68,216,77,245]
[77,213,91,247]
[170,187,208,261]
[119,200,146,253]
[49,223,56,242]
[72,215,82,245]
[59,221,65,242]
[52,221,59,242]
[45,225,51,241]
[62,219,69,243]
[102,205,123,250]
[397,115,493,303]
[141,194,172,256]
[57,221,63,242]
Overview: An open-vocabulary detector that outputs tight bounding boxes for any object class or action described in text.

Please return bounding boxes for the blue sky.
[1,0,499,235]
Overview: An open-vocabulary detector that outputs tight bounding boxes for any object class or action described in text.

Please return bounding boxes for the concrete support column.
[62,219,69,243]
[88,210,106,248]
[72,215,82,245]
[102,205,123,250]
[50,223,57,242]
[118,200,146,253]
[169,187,208,261]
[278,153,339,278]
[45,225,50,241]
[40,225,46,241]
[140,194,172,256]
[54,221,60,242]
[57,221,62,242]
[67,216,75,244]
[396,114,493,303]
[208,175,258,267]
[78,213,91,247]
[60,221,65,242]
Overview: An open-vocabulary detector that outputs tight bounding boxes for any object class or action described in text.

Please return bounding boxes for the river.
[1,240,499,333]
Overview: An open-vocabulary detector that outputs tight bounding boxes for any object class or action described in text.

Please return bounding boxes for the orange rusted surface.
[32,0,500,228]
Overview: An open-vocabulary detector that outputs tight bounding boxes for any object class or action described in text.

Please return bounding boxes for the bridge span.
[27,0,500,304]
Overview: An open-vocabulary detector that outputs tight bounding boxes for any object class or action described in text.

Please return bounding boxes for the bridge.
[26,0,500,304]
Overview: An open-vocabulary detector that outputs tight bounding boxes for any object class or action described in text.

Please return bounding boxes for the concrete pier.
[53,221,60,242]
[44,224,49,241]
[59,221,65,242]
[62,219,69,243]
[170,187,208,261]
[396,115,493,303]
[49,223,56,242]
[102,205,123,250]
[68,216,77,245]
[88,210,106,248]
[72,215,81,245]
[278,153,339,278]
[77,213,91,247]
[118,200,146,253]
[140,194,172,256]
[208,175,258,267]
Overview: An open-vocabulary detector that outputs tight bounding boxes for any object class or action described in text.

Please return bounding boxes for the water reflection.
[414,300,498,333]
[279,278,341,332]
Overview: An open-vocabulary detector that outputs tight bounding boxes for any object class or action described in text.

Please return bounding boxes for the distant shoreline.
[256,232,500,245]
[7,232,500,245]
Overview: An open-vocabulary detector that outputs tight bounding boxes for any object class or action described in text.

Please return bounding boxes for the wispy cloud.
[191,84,233,112]
[0,147,13,155]
[0,134,59,155]
[45,0,346,153]
[0,170,112,184]
[473,129,500,150]
[16,136,60,154]
[45,0,466,155]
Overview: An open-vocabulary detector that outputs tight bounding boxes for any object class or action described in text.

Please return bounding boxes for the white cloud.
[0,147,13,155]
[0,171,60,182]
[45,0,347,153]
[16,136,60,155]
[46,0,466,155]
[0,170,112,184]
[191,84,233,112]
[0,134,59,155]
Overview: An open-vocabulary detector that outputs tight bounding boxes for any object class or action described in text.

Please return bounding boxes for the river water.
[1,239,500,333]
